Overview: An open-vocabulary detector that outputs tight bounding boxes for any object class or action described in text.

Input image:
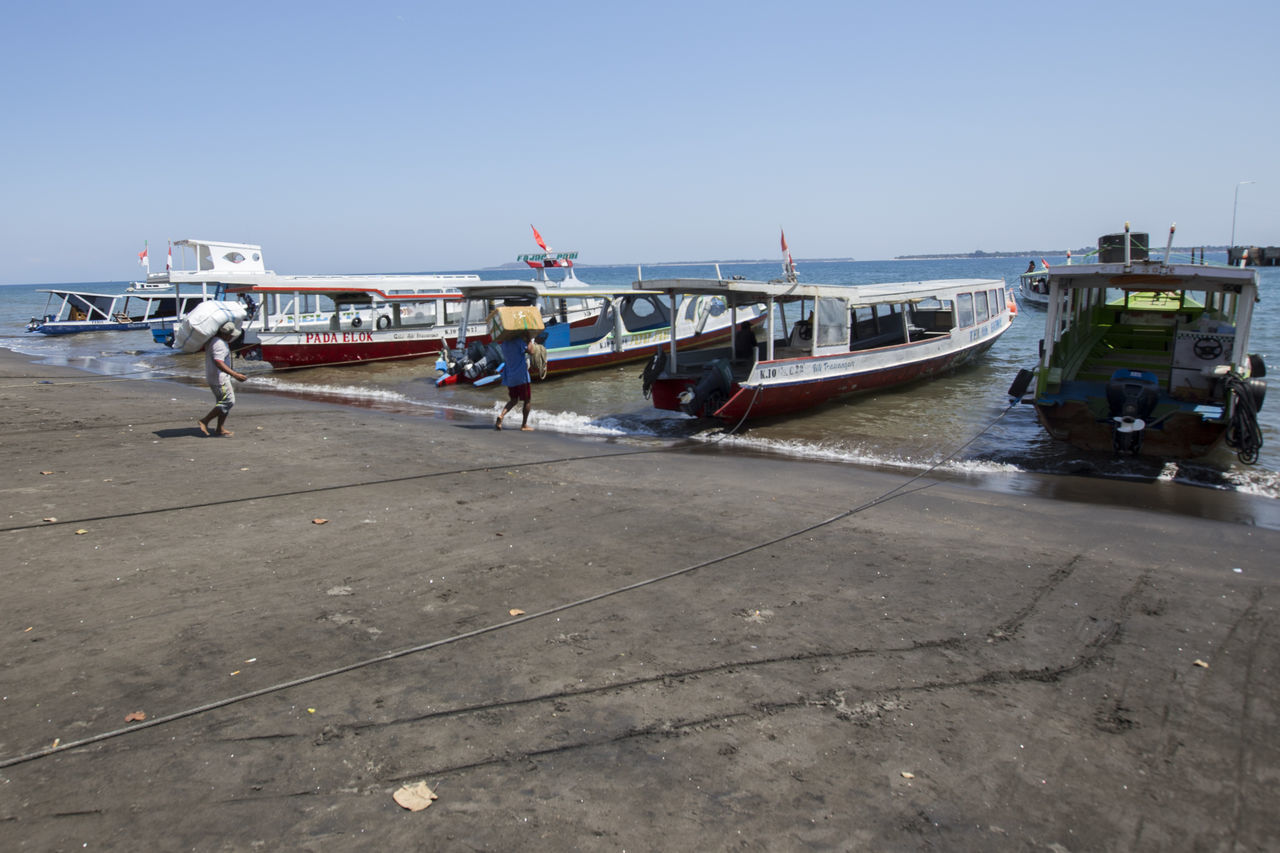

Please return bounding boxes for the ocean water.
[4,256,1278,502]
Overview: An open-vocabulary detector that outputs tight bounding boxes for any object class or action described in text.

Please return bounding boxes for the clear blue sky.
[2,0,1276,283]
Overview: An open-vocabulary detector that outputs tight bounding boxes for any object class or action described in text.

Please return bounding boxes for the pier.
[1228,245,1280,266]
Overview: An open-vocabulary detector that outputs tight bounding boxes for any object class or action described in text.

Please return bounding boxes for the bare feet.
[520,425,534,431]
[216,429,234,437]
[494,415,503,430]
[197,421,210,436]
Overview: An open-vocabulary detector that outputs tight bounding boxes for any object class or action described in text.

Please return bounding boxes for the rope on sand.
[0,397,1020,769]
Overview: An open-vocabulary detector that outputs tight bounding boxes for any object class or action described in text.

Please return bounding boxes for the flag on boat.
[531,225,547,251]
[781,228,796,280]
[1041,258,1050,269]
[166,242,172,271]
[138,242,148,267]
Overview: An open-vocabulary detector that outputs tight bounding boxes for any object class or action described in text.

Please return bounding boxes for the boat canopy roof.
[223,274,485,298]
[630,277,1005,308]
[38,289,127,300]
[454,279,663,301]
[1045,260,1258,293]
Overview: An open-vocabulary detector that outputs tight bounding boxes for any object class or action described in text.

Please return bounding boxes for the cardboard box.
[488,305,544,343]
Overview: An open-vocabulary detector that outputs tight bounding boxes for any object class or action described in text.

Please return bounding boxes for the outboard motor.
[679,358,733,417]
[1105,369,1159,455]
[463,343,504,381]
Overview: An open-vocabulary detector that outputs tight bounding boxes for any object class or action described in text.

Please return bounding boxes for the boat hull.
[28,321,153,335]
[1033,399,1227,459]
[256,328,473,367]
[651,319,1008,422]
[544,326,735,378]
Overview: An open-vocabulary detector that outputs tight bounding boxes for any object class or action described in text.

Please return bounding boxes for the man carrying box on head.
[496,332,535,431]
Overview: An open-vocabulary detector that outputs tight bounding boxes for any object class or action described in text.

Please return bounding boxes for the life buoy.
[376,314,391,330]
[351,316,363,328]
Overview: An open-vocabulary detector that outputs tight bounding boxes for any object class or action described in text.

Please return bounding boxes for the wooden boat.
[1011,224,1267,462]
[434,267,766,385]
[636,269,1013,422]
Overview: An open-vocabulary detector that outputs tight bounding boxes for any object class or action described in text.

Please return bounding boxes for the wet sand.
[1,348,1277,851]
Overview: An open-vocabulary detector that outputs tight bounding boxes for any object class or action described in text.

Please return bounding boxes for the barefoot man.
[199,322,248,437]
[495,332,534,431]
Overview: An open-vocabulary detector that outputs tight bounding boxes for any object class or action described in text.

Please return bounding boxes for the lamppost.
[1232,180,1256,247]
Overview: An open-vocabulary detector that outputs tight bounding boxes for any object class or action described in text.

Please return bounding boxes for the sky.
[1,0,1276,284]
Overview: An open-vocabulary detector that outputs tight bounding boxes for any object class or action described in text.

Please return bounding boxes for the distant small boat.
[1018,264,1051,309]
[1012,224,1268,462]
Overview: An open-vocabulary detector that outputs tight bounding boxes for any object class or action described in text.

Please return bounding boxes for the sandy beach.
[1,347,1277,851]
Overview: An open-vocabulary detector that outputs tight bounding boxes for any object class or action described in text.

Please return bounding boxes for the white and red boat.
[435,270,766,384]
[636,264,1014,422]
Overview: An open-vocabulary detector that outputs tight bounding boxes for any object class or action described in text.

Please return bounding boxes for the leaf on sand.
[509,608,525,616]
[40,471,54,476]
[1193,659,1209,668]
[43,517,57,523]
[393,781,439,811]
[124,711,147,722]
[74,529,88,535]
[312,518,328,525]
[901,771,915,779]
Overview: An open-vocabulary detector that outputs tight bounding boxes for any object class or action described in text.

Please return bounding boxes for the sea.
[4,256,1278,514]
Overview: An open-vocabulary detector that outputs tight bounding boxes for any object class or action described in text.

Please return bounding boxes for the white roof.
[631,276,1006,306]
[1046,260,1259,292]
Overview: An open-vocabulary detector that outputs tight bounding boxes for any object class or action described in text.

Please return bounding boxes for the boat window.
[448,298,488,325]
[956,293,974,327]
[816,297,847,347]
[975,291,990,324]
[621,295,670,331]
[399,300,437,326]
[851,305,876,341]
[876,303,902,334]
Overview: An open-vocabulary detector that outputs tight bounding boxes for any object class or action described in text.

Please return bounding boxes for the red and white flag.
[166,242,173,271]
[781,228,796,279]
[531,225,547,251]
[1041,258,1050,269]
[138,243,148,267]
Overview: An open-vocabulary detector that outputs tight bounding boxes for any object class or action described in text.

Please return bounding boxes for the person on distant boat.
[1025,260,1036,273]
[495,332,535,431]
[198,322,248,437]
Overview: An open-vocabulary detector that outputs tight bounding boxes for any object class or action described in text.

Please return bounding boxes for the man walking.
[495,332,534,431]
[198,322,248,437]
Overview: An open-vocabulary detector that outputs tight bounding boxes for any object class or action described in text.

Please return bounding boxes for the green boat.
[1013,225,1266,462]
